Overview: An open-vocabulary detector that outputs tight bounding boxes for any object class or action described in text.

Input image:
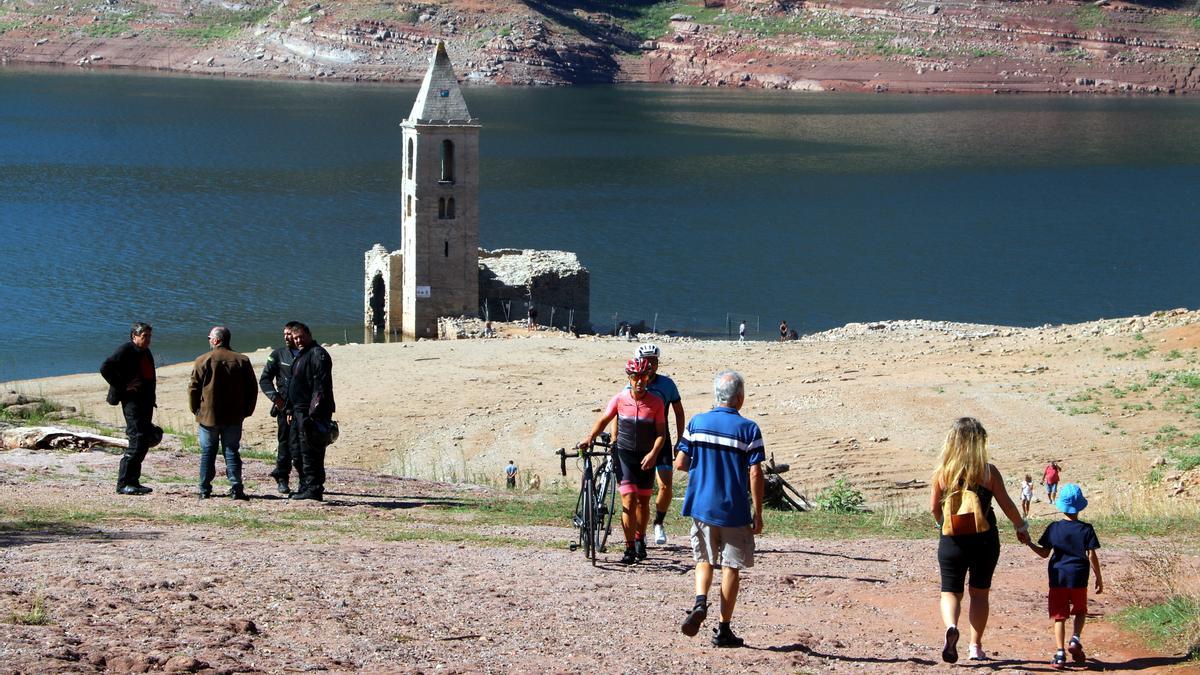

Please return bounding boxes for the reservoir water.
[2,68,1199,381]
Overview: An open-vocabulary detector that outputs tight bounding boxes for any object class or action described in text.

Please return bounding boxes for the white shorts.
[690,519,754,569]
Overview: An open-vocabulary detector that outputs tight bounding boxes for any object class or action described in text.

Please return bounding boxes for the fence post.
[726,313,731,336]
[653,313,658,334]
[550,306,556,329]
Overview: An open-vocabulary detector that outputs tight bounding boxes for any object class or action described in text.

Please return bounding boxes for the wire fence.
[479,298,586,334]
[479,296,766,341]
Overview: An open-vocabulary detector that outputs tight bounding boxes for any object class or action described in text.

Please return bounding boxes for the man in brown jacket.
[189,326,258,500]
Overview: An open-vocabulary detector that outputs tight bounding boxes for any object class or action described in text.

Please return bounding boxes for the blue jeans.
[198,424,244,494]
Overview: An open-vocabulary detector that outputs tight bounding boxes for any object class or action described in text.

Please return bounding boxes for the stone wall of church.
[478,248,590,331]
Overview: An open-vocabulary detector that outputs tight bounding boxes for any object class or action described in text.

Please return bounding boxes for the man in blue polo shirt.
[674,370,765,648]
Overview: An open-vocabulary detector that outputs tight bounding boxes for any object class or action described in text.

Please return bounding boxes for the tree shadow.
[0,527,163,549]
[759,643,937,666]
[790,573,887,584]
[1088,655,1197,671]
[758,548,889,563]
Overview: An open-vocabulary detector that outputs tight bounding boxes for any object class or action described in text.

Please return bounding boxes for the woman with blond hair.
[931,417,1030,663]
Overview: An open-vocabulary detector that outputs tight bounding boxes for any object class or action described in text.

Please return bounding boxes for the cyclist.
[580,357,666,564]
[627,343,685,547]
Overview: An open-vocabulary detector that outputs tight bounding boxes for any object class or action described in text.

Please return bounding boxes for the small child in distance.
[1020,474,1033,518]
[1026,483,1103,670]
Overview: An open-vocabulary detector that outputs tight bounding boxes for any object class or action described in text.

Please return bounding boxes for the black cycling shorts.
[938,527,1001,593]
[614,447,655,494]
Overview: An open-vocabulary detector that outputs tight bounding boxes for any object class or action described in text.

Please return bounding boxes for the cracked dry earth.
[1,446,1197,673]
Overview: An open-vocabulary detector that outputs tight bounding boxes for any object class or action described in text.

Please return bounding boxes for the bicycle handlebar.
[555,437,612,476]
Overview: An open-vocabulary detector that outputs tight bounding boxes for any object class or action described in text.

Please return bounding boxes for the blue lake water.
[2,68,1199,380]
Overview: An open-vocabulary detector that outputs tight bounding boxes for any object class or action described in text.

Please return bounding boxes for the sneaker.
[117,485,149,496]
[130,483,153,494]
[941,626,960,664]
[654,524,667,545]
[1052,651,1067,670]
[1068,637,1085,663]
[276,480,291,494]
[681,603,708,637]
[712,625,745,648]
[968,644,988,660]
[621,547,637,565]
[635,539,647,561]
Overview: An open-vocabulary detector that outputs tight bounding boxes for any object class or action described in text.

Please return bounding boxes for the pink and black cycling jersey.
[604,390,665,456]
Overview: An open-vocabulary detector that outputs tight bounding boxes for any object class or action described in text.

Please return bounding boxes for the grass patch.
[171,6,272,45]
[0,20,23,35]
[1115,596,1200,657]
[168,509,287,531]
[1075,4,1106,31]
[382,528,550,548]
[8,593,50,626]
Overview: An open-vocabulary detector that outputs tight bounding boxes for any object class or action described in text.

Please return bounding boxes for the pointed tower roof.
[406,42,476,125]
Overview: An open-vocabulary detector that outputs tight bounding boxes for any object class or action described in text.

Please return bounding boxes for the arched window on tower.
[446,197,456,219]
[438,198,446,219]
[440,139,455,183]
[444,240,449,257]
[406,138,414,180]
[406,195,412,218]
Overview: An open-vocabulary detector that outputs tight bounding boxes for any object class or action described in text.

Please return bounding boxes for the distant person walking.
[189,326,257,500]
[1026,483,1103,670]
[260,321,301,494]
[675,370,765,648]
[100,321,159,496]
[738,321,746,342]
[931,417,1029,663]
[505,460,518,489]
[1020,473,1034,518]
[287,322,336,501]
[778,320,789,341]
[1043,461,1061,501]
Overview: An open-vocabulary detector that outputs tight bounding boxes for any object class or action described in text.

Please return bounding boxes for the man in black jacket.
[100,322,157,495]
[287,322,335,501]
[260,321,301,494]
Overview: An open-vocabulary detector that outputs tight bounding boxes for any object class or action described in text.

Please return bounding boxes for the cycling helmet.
[635,343,661,359]
[625,357,653,377]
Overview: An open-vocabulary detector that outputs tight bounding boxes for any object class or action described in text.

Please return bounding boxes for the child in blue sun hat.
[1027,483,1104,670]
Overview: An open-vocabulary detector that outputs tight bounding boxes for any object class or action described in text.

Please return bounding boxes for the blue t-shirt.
[677,407,766,527]
[1037,519,1101,588]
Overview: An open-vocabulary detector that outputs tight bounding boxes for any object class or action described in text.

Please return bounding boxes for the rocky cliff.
[1,0,1198,93]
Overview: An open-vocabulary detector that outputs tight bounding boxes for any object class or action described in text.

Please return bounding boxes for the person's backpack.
[941,483,991,536]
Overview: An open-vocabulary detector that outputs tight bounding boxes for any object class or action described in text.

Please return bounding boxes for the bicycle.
[556,431,616,565]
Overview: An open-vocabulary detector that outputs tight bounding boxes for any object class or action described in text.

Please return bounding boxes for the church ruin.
[365,42,589,339]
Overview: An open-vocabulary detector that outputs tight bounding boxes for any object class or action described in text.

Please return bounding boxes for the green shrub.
[1115,596,1200,658]
[816,479,866,513]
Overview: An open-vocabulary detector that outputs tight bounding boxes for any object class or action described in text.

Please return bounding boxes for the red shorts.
[1048,587,1088,620]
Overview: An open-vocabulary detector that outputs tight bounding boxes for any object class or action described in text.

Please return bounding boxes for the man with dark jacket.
[100,322,157,496]
[287,322,335,501]
[188,326,258,500]
[260,321,301,494]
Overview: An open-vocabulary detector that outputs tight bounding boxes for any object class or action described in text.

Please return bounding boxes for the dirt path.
[1,446,1195,673]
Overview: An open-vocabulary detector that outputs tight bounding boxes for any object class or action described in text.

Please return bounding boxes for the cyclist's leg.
[655,467,672,524]
[619,486,637,548]
[636,490,653,539]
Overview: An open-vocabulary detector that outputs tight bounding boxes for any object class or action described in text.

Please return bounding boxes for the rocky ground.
[0,0,1198,94]
[1,443,1198,673]
[3,309,1200,671]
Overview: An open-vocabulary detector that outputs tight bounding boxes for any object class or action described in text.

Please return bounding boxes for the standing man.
[505,460,518,489]
[635,344,685,547]
[738,321,746,342]
[100,321,158,496]
[189,326,257,500]
[675,370,765,648]
[260,321,301,494]
[778,320,789,341]
[288,322,335,501]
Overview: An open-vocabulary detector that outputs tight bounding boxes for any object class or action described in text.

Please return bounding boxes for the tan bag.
[941,484,991,536]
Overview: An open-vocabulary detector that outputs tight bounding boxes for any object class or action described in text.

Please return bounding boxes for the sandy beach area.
[7,309,1200,510]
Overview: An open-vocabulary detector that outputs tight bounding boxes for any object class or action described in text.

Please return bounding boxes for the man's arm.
[187,358,204,415]
[242,359,258,418]
[670,400,684,448]
[310,351,333,417]
[100,343,129,389]
[259,350,281,402]
[749,463,765,535]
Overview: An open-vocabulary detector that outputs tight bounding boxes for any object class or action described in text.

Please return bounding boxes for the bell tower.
[400,41,480,339]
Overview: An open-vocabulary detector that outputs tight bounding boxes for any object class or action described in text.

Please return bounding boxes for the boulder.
[0,392,29,407]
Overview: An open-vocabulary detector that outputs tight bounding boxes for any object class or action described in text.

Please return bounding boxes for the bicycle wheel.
[570,480,587,552]
[595,463,616,554]
[581,470,597,564]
